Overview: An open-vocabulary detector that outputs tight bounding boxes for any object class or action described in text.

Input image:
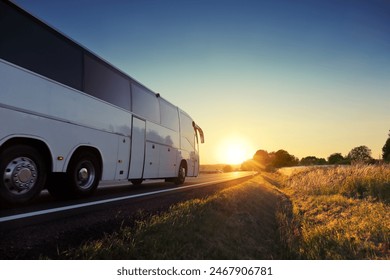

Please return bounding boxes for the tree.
[223,165,233,173]
[300,156,326,166]
[248,149,299,170]
[348,145,373,164]
[271,149,299,168]
[253,149,271,169]
[328,153,345,165]
[382,130,390,162]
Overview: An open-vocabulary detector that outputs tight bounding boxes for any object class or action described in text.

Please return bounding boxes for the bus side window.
[0,1,83,90]
[131,83,160,123]
[84,54,130,111]
[159,98,179,131]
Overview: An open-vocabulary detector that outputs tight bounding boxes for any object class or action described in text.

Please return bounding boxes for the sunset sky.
[15,0,390,164]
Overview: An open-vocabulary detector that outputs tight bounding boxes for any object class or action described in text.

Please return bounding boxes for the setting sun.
[217,137,253,165]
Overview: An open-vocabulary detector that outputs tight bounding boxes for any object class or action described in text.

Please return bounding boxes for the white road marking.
[0,177,239,223]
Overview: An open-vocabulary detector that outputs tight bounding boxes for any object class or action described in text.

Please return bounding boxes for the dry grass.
[285,164,390,202]
[51,166,390,259]
[276,165,390,259]
[58,177,286,260]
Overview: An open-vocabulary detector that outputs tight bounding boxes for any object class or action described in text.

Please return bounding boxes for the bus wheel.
[130,179,143,186]
[174,162,186,185]
[0,145,46,204]
[67,152,101,197]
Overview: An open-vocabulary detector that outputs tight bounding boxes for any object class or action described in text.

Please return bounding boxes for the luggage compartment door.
[128,117,146,179]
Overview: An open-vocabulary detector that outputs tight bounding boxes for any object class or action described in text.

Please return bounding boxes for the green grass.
[276,165,390,259]
[58,177,286,259]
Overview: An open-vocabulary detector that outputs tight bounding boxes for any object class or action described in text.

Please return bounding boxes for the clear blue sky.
[15,0,390,164]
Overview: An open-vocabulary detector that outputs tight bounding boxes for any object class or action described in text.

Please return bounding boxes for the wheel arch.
[180,159,188,176]
[66,145,103,180]
[0,137,53,172]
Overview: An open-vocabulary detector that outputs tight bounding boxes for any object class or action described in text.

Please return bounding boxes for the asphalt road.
[0,171,255,259]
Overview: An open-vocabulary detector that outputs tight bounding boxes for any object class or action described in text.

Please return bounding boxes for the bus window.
[0,1,83,90]
[131,83,160,123]
[84,54,131,111]
[159,98,179,131]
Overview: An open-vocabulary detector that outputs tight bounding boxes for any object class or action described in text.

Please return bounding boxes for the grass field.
[57,176,287,259]
[276,164,390,259]
[53,165,389,260]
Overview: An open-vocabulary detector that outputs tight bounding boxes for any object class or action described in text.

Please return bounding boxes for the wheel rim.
[3,157,38,195]
[75,160,95,190]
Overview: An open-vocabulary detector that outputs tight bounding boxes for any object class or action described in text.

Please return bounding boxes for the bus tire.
[174,162,186,185]
[130,179,143,185]
[66,151,101,197]
[0,145,46,204]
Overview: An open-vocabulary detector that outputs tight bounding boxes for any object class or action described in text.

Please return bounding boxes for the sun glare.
[217,137,252,165]
[226,146,247,165]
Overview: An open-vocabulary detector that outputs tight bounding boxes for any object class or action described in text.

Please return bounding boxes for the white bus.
[0,1,204,204]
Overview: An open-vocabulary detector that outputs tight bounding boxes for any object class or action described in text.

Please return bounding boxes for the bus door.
[128,117,146,179]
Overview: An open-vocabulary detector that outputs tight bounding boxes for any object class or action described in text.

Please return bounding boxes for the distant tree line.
[241,149,299,171]
[241,130,390,171]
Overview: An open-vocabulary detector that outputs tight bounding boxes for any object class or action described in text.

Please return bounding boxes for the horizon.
[15,0,390,164]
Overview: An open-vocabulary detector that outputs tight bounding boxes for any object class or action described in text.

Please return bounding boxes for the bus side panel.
[146,122,180,148]
[115,135,131,180]
[0,60,131,137]
[0,60,132,181]
[0,107,130,181]
[143,141,159,178]
[128,117,146,179]
[158,145,178,178]
[180,138,196,177]
[143,121,180,179]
